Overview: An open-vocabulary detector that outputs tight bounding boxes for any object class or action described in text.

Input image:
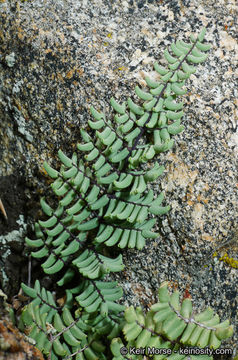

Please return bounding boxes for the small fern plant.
[111,282,233,360]
[19,28,233,360]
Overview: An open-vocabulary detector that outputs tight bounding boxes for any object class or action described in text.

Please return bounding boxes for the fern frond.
[20,281,123,359]
[19,28,233,360]
[111,282,233,360]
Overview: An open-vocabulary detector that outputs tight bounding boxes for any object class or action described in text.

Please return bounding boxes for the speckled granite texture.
[0,0,237,357]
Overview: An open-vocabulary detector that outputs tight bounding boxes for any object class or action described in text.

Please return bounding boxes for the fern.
[111,282,233,360]
[19,28,233,359]
[19,280,123,359]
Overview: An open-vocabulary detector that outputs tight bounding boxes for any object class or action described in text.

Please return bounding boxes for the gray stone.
[0,0,237,356]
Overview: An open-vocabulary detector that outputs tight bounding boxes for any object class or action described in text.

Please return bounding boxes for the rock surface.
[0,0,237,357]
[0,290,44,360]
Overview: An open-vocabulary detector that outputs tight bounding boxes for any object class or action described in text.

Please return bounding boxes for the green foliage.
[19,280,123,359]
[19,28,233,359]
[110,282,233,360]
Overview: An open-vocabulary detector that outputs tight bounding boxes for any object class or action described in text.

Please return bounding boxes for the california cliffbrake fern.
[111,282,233,360]
[19,28,234,359]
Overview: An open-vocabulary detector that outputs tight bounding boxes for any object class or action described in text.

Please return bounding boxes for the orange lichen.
[39,165,48,177]
[183,287,192,300]
[66,68,74,79]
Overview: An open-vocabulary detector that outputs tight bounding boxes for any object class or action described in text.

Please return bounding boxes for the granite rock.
[0,0,237,356]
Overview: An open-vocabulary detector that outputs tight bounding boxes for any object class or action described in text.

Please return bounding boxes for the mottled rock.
[0,0,237,356]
